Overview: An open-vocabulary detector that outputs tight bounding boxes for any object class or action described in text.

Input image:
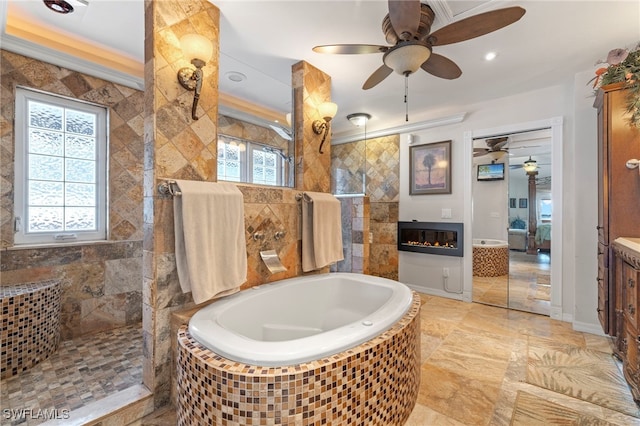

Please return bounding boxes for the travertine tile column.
[143,0,219,407]
[293,61,333,192]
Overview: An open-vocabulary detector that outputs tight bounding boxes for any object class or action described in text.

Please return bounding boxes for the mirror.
[472,129,552,316]
[217,96,295,188]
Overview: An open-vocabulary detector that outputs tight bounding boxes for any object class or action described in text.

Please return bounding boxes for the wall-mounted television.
[477,163,505,181]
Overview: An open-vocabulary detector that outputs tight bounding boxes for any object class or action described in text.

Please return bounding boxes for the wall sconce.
[523,156,538,173]
[312,102,338,153]
[177,34,214,121]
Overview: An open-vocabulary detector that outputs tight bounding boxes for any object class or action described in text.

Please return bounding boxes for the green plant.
[592,44,640,127]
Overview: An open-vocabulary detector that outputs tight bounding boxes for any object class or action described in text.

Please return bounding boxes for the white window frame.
[247,144,283,187]
[14,86,108,245]
[218,135,284,186]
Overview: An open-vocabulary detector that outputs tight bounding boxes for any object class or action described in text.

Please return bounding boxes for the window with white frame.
[217,136,283,186]
[13,87,108,245]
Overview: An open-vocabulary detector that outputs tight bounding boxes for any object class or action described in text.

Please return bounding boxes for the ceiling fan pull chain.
[404,74,409,122]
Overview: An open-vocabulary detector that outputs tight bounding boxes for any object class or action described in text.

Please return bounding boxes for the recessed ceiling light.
[225,71,247,83]
[484,52,497,61]
[43,0,75,14]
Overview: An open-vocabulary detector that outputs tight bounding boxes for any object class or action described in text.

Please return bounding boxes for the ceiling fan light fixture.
[346,113,371,127]
[523,156,538,173]
[383,43,431,75]
[484,51,497,61]
[487,150,506,162]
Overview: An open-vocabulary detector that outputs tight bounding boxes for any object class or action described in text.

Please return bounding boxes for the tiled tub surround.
[1,280,61,379]
[472,242,510,277]
[176,293,421,425]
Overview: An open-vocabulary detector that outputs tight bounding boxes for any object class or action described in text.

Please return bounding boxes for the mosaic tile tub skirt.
[1,280,61,379]
[176,293,421,425]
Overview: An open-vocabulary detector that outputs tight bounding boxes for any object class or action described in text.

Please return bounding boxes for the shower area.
[0,52,145,425]
[330,133,401,280]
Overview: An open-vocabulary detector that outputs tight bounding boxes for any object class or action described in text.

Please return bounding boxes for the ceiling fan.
[473,137,509,159]
[312,1,526,91]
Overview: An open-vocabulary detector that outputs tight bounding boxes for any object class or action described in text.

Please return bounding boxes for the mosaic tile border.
[176,292,421,425]
[1,280,61,379]
[472,246,509,277]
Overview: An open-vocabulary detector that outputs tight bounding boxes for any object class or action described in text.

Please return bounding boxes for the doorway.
[464,117,563,319]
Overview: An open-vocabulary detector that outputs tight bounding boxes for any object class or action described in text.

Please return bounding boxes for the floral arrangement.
[591,43,640,127]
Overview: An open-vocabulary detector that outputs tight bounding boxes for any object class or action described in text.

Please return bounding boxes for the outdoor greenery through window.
[13,87,108,245]
[217,135,285,186]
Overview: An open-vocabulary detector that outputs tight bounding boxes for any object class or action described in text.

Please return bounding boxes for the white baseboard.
[572,321,607,336]
[404,283,465,302]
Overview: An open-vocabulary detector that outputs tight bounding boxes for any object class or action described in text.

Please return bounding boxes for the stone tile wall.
[331,135,400,279]
[334,196,370,274]
[0,50,144,339]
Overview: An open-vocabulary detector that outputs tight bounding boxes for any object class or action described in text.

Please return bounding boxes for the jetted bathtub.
[188,272,414,366]
[177,273,421,425]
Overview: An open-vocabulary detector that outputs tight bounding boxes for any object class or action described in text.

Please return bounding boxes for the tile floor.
[0,324,143,426]
[3,293,639,425]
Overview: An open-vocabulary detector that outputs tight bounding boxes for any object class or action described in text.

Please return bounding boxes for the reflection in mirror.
[218,100,294,188]
[471,129,552,316]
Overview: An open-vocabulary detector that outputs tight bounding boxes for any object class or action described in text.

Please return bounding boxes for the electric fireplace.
[397,221,464,257]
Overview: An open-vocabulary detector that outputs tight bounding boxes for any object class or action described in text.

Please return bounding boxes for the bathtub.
[473,238,508,247]
[177,273,421,425]
[472,239,509,277]
[188,272,414,366]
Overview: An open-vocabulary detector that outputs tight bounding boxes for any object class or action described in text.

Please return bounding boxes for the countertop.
[615,237,640,255]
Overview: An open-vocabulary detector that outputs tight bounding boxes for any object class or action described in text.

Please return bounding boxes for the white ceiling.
[2,0,639,142]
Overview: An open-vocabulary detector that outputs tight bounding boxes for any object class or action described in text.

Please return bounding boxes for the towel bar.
[158,180,182,197]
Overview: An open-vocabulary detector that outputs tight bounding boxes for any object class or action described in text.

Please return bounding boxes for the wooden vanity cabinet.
[614,243,640,403]
[594,83,640,337]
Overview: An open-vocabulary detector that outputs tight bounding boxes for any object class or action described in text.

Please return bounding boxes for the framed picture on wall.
[519,198,528,208]
[509,198,517,208]
[409,140,452,195]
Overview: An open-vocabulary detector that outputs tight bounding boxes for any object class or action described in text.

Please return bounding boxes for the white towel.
[302,192,344,272]
[173,180,247,304]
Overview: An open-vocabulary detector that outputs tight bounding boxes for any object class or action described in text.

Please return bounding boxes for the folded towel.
[302,192,344,272]
[173,180,247,304]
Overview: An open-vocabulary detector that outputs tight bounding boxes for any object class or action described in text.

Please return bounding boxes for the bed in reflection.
[534,223,551,251]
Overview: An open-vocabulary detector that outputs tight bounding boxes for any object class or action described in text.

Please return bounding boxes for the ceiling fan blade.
[420,53,462,79]
[388,0,421,40]
[487,137,509,150]
[363,64,393,90]
[313,44,388,54]
[429,7,526,46]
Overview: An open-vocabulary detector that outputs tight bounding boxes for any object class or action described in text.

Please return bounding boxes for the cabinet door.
[624,321,639,386]
[623,260,640,329]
